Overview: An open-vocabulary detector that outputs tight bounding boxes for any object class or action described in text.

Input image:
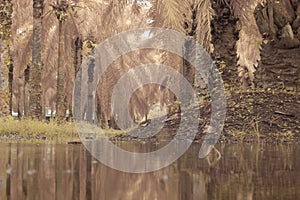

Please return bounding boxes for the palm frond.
[101,0,128,36]
[10,0,33,112]
[194,0,214,53]
[150,0,190,33]
[132,0,141,15]
[231,0,265,87]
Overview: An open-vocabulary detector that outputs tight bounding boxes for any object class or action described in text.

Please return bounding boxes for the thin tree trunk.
[87,55,95,123]
[56,20,66,121]
[29,0,44,119]
[8,62,13,115]
[24,66,30,116]
[73,37,83,120]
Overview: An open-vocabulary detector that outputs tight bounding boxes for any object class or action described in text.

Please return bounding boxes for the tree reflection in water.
[0,143,299,199]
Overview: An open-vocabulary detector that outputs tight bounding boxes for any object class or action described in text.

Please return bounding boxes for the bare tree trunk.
[56,20,66,121]
[29,0,44,119]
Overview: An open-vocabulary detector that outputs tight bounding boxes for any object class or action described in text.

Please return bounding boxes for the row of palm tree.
[7,0,147,122]
[1,0,284,124]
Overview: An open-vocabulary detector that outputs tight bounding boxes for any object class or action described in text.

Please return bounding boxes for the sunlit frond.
[150,0,190,33]
[231,0,265,87]
[194,0,214,53]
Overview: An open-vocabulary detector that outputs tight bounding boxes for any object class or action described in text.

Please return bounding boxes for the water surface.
[0,143,299,200]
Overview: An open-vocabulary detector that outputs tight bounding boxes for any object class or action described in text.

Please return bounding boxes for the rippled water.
[0,142,299,200]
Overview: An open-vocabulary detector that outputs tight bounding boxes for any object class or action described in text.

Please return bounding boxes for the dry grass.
[0,117,79,143]
[0,117,128,143]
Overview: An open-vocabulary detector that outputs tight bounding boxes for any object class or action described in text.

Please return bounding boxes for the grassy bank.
[0,117,128,143]
[0,117,79,143]
[0,116,298,144]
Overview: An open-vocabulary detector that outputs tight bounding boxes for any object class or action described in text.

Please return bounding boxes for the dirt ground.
[216,90,300,143]
[110,90,300,144]
[202,0,300,143]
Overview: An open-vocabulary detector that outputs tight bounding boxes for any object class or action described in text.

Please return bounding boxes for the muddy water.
[0,143,299,200]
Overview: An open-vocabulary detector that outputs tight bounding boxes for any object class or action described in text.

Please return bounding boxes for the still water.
[0,142,299,200]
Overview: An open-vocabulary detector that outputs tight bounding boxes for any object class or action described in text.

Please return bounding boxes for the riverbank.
[0,118,79,143]
[0,90,299,144]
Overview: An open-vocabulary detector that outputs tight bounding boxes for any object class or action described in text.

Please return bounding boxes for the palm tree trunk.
[0,42,11,116]
[24,66,30,116]
[87,55,95,123]
[73,37,82,120]
[8,62,13,115]
[29,0,44,119]
[56,20,66,121]
[268,0,276,39]
[0,0,13,117]
[211,0,239,87]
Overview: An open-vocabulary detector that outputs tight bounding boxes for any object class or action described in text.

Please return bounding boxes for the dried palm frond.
[132,0,141,15]
[101,0,128,36]
[10,0,33,112]
[194,0,214,53]
[231,0,265,88]
[216,0,231,8]
[150,0,190,33]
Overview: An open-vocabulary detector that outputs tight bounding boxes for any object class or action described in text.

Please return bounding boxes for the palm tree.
[148,0,214,112]
[150,0,264,89]
[29,0,44,119]
[94,0,152,128]
[8,0,298,123]
[49,0,115,121]
[9,0,108,120]
[185,0,214,91]
[50,0,70,121]
[148,0,190,115]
